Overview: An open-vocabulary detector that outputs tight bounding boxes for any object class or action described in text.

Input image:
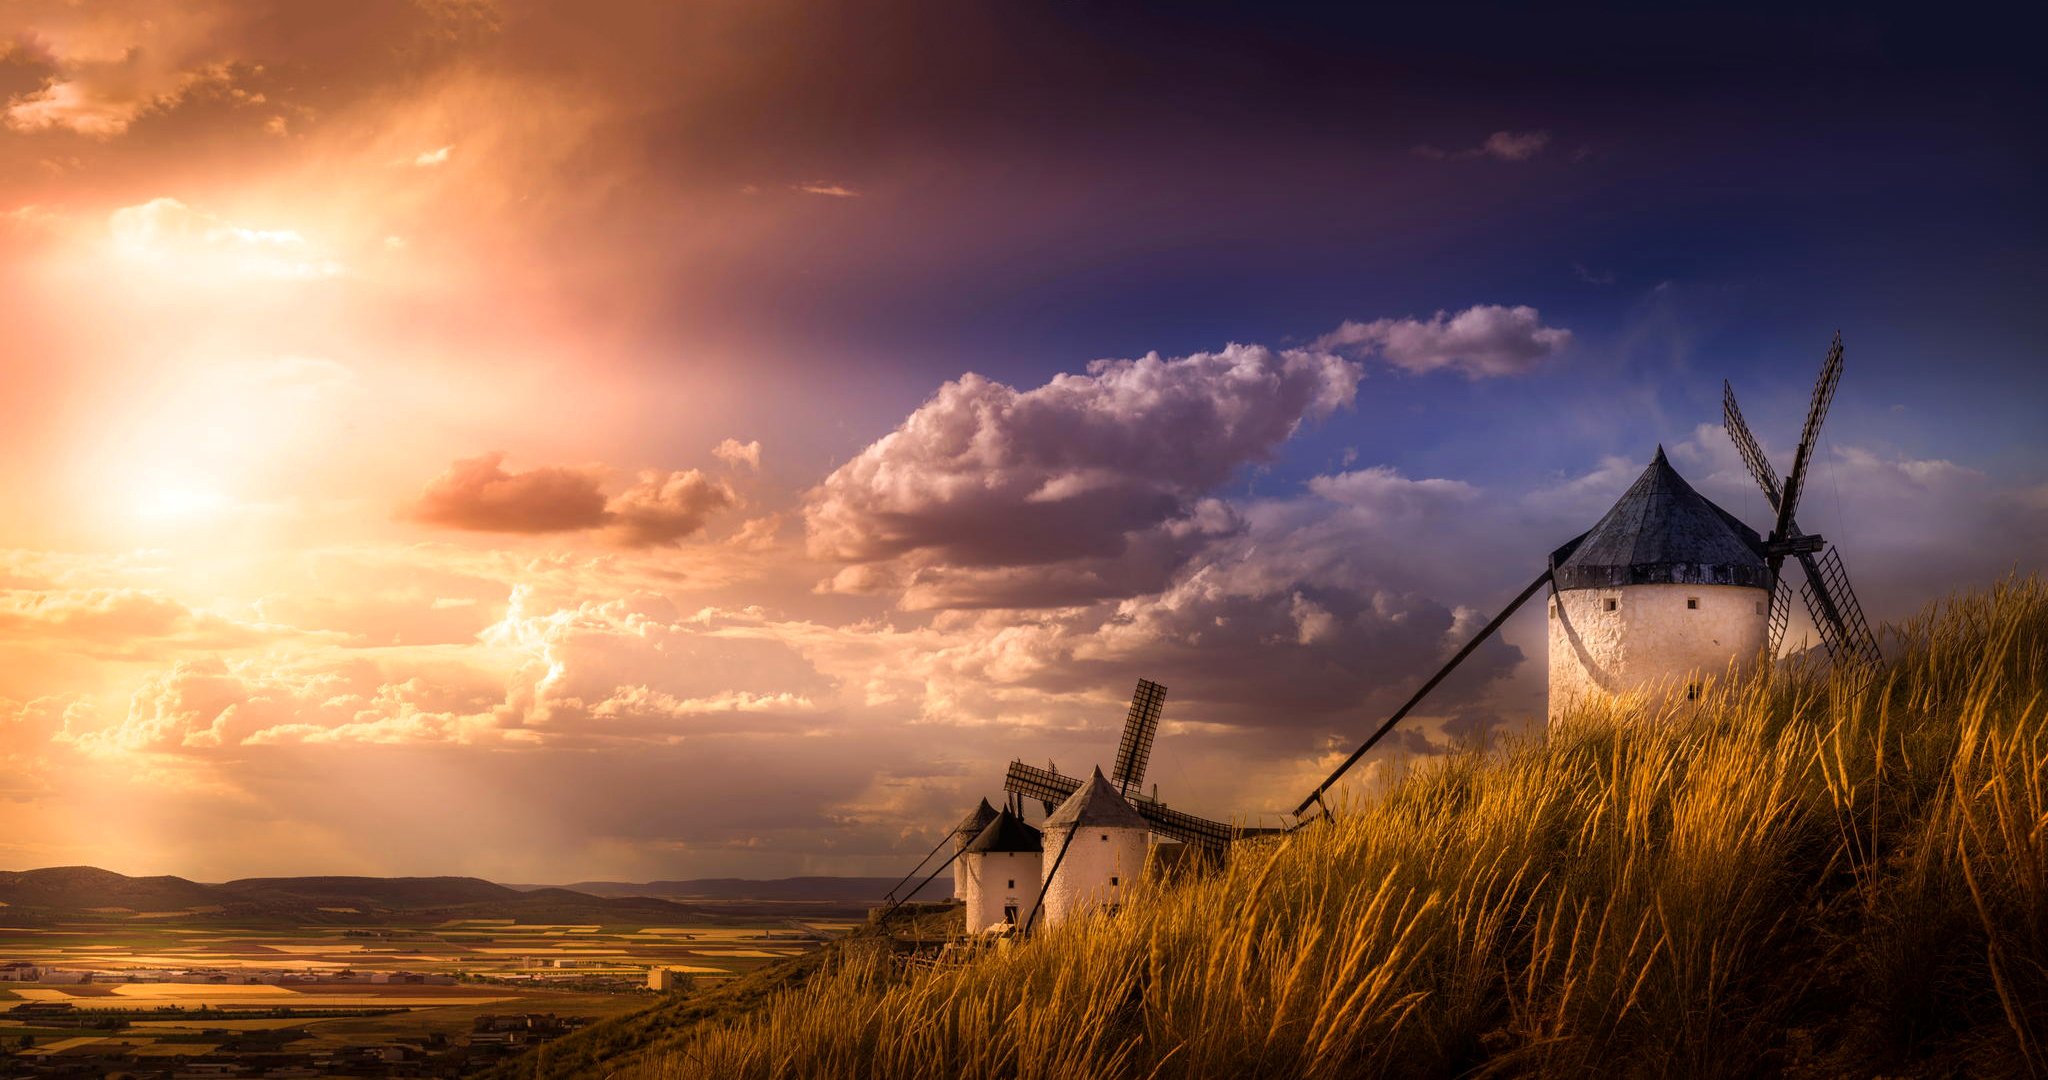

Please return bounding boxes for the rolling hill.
[0,867,717,923]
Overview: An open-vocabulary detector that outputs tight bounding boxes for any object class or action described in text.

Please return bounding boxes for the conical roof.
[963,808,1042,854]
[952,799,999,843]
[1553,447,1769,590]
[1042,768,1150,832]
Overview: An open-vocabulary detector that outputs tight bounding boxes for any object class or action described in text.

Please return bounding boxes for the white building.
[958,808,1042,933]
[950,798,999,900]
[1038,769,1150,928]
[1548,447,1772,725]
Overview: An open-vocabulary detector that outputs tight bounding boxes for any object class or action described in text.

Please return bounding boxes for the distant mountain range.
[510,877,949,903]
[0,866,945,923]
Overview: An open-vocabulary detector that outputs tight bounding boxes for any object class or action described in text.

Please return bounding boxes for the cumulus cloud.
[604,469,738,547]
[412,144,453,167]
[407,455,739,546]
[1317,304,1572,378]
[408,452,610,534]
[806,344,1359,607]
[713,438,762,469]
[0,587,274,657]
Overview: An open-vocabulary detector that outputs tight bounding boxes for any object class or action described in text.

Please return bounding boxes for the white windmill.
[1293,334,1883,821]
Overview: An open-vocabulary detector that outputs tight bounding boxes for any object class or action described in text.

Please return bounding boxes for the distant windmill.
[1722,334,1883,667]
[1291,335,1883,823]
[880,678,1237,919]
[1003,679,1238,853]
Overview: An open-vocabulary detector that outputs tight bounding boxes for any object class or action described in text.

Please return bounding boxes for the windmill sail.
[1800,548,1882,667]
[1723,380,1784,509]
[1111,679,1166,796]
[1004,760,1235,850]
[1723,334,1882,670]
[1773,333,1844,546]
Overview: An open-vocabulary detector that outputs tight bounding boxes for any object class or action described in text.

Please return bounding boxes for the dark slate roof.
[951,799,999,845]
[1042,768,1150,832]
[963,809,1043,854]
[1552,447,1770,591]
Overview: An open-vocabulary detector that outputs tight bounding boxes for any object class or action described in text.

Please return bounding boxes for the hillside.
[538,576,2046,1078]
[0,869,716,923]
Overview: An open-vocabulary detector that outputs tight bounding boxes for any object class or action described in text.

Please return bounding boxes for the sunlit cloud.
[794,181,860,198]
[106,197,345,279]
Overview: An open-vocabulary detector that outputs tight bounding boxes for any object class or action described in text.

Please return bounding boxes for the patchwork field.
[0,916,835,983]
[0,912,848,1069]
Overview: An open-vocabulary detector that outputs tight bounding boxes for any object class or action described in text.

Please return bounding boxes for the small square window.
[1686,683,1702,701]
[1007,879,1015,889]
[1548,602,1557,620]
[1100,834,1108,841]
[1686,597,1699,610]
[1110,876,1119,887]
[1603,598,1617,612]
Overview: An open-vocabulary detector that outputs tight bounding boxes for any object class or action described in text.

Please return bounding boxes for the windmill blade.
[1111,678,1167,796]
[1773,334,1844,543]
[1722,381,1783,510]
[1797,547,1882,668]
[1767,574,1792,655]
[1004,760,1080,807]
[1005,759,1235,850]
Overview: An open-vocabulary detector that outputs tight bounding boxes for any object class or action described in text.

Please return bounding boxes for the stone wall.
[1547,581,1769,726]
[1039,824,1149,928]
[960,850,1042,933]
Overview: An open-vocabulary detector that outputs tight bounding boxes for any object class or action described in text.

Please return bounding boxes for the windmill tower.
[957,808,1043,933]
[1037,768,1151,928]
[1293,335,1883,820]
[949,799,998,900]
[1545,446,1772,723]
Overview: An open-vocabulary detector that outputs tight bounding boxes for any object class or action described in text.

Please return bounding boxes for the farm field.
[0,911,847,1074]
[0,916,831,983]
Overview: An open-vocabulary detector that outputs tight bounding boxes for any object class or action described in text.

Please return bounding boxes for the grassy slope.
[610,578,2046,1078]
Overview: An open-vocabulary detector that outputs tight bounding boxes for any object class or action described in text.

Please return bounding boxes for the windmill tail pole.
[1022,827,1079,937]
[876,845,967,926]
[1292,568,1555,819]
[880,829,957,907]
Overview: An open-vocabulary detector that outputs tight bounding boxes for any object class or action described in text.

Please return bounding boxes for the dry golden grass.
[625,576,2048,1079]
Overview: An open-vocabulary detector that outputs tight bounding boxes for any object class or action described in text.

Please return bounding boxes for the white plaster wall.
[1039,824,1149,928]
[960,851,1042,933]
[1547,582,1769,726]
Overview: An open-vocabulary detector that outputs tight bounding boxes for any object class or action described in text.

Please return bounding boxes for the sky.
[1,1,2043,883]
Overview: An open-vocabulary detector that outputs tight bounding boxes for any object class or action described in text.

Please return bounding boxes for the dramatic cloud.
[1317,304,1572,378]
[407,453,610,535]
[0,17,243,137]
[807,344,1359,606]
[604,469,738,547]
